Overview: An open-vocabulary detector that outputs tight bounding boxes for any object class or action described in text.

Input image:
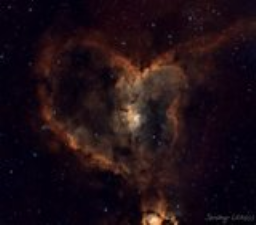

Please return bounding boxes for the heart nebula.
[35,35,189,225]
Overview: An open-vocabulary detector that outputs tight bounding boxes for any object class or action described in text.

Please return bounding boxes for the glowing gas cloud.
[34,16,256,224]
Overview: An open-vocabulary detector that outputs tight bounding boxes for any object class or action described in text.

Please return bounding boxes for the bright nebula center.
[125,104,142,132]
[144,213,162,225]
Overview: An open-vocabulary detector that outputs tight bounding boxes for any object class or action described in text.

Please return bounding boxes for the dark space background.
[0,0,256,224]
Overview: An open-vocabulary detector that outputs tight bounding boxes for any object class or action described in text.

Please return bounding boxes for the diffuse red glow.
[34,17,255,224]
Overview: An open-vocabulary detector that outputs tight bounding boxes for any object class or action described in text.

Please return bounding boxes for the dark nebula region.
[1,0,256,225]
